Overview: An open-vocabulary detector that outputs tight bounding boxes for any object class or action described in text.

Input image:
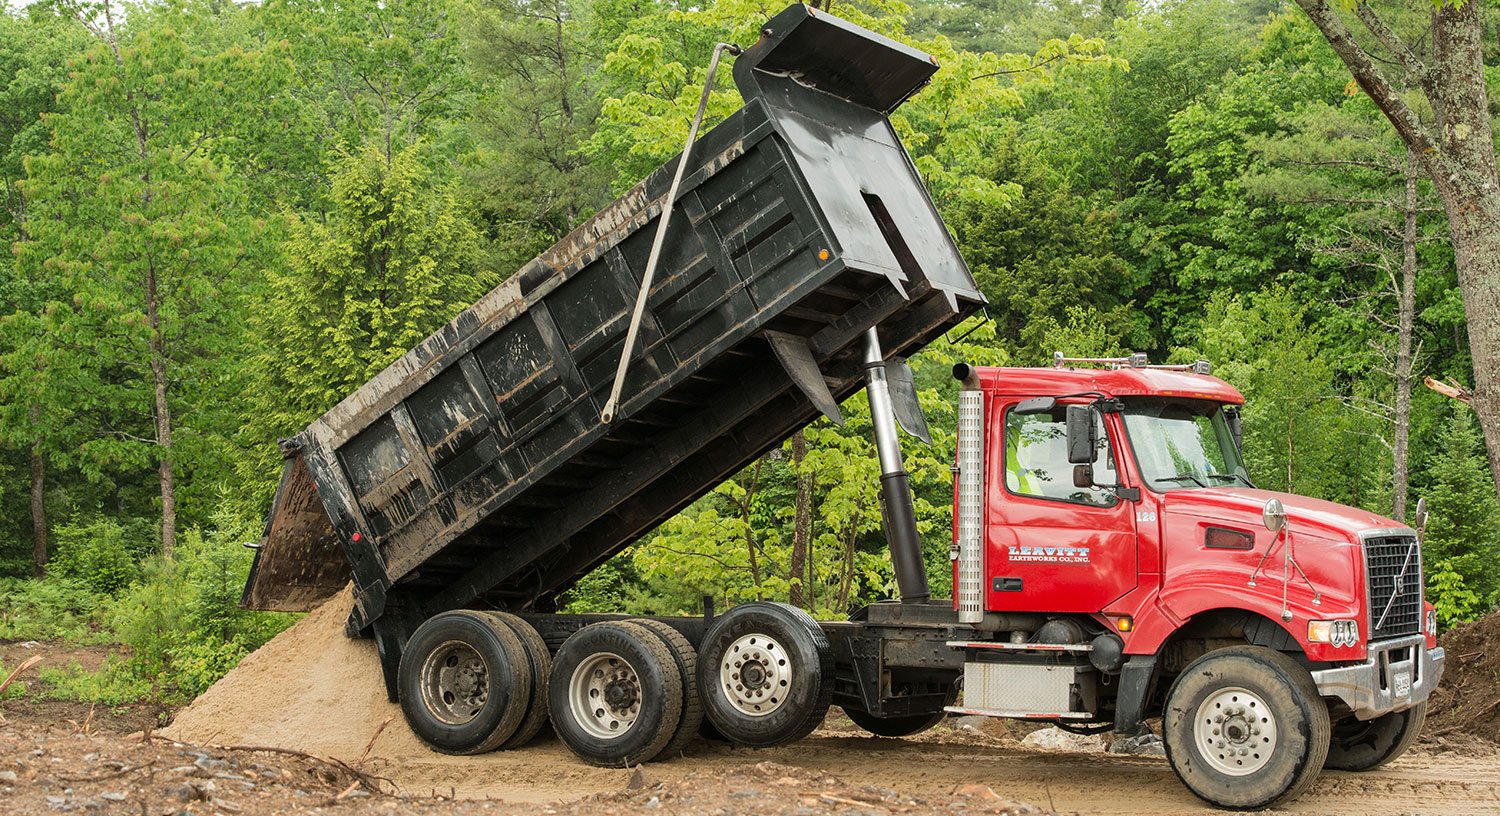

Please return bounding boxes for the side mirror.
[1413,496,1428,535]
[1066,404,1097,464]
[1014,396,1056,415]
[1263,498,1287,534]
[1226,408,1244,453]
[1073,464,1094,489]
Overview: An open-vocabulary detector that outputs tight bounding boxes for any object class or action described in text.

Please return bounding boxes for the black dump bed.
[242,5,984,647]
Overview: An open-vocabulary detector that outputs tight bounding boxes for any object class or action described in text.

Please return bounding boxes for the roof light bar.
[1051,352,1212,375]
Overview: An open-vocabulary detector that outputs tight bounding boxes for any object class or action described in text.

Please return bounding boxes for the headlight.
[1426,609,1438,638]
[1308,619,1360,648]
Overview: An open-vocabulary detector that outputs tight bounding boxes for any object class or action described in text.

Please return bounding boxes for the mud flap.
[765,331,843,426]
[885,358,931,444]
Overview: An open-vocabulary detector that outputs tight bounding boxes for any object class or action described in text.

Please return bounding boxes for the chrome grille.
[1364,534,1423,640]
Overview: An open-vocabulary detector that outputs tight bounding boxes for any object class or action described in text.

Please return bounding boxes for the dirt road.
[137,587,1500,815]
[370,722,1500,816]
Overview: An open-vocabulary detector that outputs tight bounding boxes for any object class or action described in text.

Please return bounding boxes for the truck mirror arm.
[1073,463,1141,502]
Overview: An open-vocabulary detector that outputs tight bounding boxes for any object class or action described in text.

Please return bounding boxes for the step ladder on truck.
[241,6,1445,810]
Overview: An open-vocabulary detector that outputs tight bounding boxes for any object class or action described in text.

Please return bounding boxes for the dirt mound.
[1425,608,1500,744]
[162,585,426,758]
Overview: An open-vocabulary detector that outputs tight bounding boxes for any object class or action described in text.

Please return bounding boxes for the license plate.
[1393,669,1412,698]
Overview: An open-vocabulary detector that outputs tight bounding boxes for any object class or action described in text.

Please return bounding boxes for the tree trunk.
[146,261,177,560]
[1294,0,1500,510]
[30,435,46,578]
[743,459,763,598]
[1392,148,1417,522]
[788,430,812,610]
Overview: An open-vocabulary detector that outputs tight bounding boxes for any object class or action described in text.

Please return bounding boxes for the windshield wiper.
[1207,472,1256,488]
[1158,473,1208,488]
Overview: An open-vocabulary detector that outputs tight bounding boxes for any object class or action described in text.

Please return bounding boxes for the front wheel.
[1325,702,1425,771]
[1162,646,1331,810]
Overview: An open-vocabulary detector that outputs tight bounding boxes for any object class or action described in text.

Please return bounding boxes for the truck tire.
[548,621,683,766]
[397,610,531,755]
[1163,645,1331,810]
[632,619,705,760]
[698,602,833,748]
[1325,701,1425,771]
[845,707,948,738]
[481,611,552,749]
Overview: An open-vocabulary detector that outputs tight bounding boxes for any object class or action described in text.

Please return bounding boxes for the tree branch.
[1354,3,1424,82]
[1293,0,1443,171]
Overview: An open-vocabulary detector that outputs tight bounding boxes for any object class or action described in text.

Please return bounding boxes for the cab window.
[1003,406,1118,507]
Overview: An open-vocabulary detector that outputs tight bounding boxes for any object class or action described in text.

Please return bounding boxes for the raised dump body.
[241,5,984,685]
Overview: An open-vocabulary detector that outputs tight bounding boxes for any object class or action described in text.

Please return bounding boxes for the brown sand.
[161,589,1500,812]
[163,585,426,758]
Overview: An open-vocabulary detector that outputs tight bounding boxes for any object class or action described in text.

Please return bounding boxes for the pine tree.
[1420,411,1500,609]
[234,144,486,513]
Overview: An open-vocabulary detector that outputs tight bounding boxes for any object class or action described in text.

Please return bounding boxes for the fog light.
[1309,619,1359,647]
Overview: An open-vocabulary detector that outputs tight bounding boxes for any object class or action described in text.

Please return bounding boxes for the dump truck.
[243,6,1445,810]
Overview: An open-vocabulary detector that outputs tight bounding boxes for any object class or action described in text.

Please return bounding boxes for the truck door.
[986,399,1138,613]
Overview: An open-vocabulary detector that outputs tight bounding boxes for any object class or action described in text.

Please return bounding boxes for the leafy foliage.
[4,0,1500,708]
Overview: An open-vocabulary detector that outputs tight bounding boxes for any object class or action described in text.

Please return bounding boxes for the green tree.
[1189,285,1369,503]
[19,1,275,557]
[462,0,608,276]
[0,5,92,575]
[255,0,471,166]
[1421,411,1500,613]
[235,144,487,512]
[1291,0,1500,517]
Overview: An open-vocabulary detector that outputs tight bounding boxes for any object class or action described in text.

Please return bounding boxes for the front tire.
[1325,702,1425,771]
[1163,645,1331,810]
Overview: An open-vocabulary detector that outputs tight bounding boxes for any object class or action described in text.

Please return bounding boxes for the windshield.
[1120,398,1250,492]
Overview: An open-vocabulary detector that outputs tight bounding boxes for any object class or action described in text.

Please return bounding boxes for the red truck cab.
[948,358,1444,808]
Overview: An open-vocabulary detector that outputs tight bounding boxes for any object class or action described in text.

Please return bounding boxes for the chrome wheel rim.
[1194,686,1277,776]
[720,633,790,717]
[419,640,489,725]
[570,652,641,740]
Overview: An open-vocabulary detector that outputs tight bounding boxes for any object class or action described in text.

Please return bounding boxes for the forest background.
[2,0,1498,707]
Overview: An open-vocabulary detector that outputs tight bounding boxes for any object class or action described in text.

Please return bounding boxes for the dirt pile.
[162,585,427,758]
[1425,608,1500,744]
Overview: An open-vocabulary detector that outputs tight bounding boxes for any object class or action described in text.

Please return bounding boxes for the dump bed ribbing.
[241,5,984,679]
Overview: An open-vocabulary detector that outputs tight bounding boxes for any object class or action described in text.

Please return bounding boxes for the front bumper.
[1310,634,1445,720]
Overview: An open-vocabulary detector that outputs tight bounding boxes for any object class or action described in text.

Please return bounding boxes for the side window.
[1004,407,1118,507]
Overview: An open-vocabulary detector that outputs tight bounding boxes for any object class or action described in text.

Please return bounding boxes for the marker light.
[1308,619,1359,647]
[352,532,362,542]
[1115,616,1133,632]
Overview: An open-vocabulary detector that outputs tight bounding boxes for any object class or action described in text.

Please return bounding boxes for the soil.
[1426,608,1500,744]
[2,590,1498,815]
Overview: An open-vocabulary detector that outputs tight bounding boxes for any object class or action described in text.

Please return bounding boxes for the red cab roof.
[971,365,1245,405]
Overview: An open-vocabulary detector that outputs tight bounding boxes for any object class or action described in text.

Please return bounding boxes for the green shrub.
[107,509,297,701]
[0,576,107,642]
[50,518,155,595]
[35,658,155,707]
[1429,557,1485,632]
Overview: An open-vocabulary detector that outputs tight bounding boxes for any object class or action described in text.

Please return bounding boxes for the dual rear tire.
[396,603,836,760]
[396,610,548,755]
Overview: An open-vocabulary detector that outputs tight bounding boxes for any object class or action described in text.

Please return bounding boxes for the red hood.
[1161,487,1407,541]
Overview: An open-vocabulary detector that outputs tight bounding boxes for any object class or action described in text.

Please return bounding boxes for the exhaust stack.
[863,329,930,604]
